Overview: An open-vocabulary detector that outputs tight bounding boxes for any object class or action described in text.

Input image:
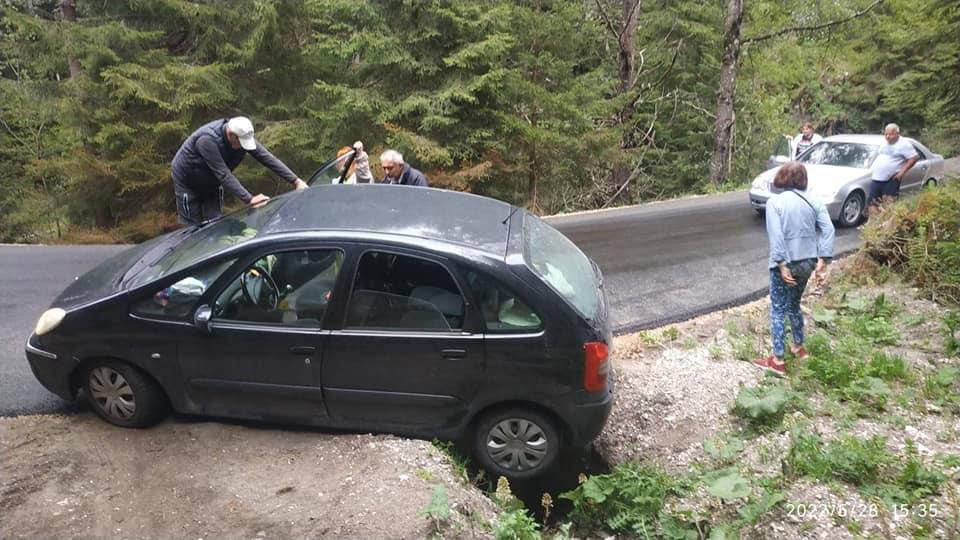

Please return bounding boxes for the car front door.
[902,145,929,190]
[766,135,793,170]
[321,249,483,430]
[176,248,345,423]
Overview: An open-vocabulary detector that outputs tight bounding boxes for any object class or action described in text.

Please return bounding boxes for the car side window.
[132,259,236,319]
[465,271,542,331]
[344,251,464,331]
[213,249,343,327]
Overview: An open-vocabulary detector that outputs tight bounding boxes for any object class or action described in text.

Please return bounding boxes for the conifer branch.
[743,0,884,44]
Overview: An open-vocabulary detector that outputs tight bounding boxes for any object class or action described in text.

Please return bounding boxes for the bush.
[860,182,960,304]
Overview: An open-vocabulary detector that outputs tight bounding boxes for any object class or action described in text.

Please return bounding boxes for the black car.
[26,185,613,479]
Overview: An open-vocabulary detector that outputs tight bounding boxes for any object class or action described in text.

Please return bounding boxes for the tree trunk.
[610,1,641,195]
[60,0,82,78]
[708,0,743,186]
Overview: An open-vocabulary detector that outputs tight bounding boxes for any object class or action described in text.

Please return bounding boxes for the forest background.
[1,0,957,243]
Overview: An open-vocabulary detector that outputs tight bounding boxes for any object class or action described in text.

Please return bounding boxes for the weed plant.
[561,462,675,535]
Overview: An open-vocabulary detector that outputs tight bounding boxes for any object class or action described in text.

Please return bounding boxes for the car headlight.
[35,308,66,336]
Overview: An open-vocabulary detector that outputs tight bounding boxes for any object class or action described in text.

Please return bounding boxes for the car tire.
[83,360,167,428]
[473,408,561,480]
[923,178,938,189]
[838,191,865,228]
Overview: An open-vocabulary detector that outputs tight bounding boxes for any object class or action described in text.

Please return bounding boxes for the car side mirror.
[773,155,789,165]
[194,304,213,333]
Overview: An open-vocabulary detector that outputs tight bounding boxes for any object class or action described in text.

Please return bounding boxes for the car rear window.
[522,213,599,321]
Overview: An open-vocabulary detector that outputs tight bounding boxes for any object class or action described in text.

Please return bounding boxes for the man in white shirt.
[791,122,822,158]
[868,123,918,211]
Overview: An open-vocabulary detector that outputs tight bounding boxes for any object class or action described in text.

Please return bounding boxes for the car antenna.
[502,205,521,225]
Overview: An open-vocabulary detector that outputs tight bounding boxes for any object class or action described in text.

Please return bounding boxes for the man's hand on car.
[249,193,270,208]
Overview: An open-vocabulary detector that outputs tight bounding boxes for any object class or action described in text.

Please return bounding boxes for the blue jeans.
[769,264,812,359]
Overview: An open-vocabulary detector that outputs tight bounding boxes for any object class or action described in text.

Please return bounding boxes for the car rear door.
[320,249,484,430]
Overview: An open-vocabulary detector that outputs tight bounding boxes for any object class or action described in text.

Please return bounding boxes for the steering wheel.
[240,266,280,310]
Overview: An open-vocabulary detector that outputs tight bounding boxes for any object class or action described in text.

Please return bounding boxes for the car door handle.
[441,349,467,359]
[289,346,316,355]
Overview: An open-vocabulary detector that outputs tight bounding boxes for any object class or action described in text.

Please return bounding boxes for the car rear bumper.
[25,333,76,401]
[566,379,614,446]
[568,396,612,447]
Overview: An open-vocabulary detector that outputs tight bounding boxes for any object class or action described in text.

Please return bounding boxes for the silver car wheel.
[484,418,549,472]
[840,192,864,227]
[88,366,136,420]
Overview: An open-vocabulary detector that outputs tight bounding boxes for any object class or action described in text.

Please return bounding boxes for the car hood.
[753,163,868,191]
[804,164,870,186]
[51,229,192,310]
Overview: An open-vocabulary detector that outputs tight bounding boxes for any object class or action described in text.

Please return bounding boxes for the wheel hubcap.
[843,197,862,224]
[485,418,548,472]
[88,367,136,419]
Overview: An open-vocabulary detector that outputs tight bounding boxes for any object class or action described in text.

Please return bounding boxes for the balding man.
[868,123,918,210]
[378,149,429,186]
[171,116,307,225]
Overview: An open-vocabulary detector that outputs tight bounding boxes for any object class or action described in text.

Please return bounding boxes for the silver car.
[749,134,945,227]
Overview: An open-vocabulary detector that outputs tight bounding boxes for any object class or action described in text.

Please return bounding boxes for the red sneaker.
[791,345,810,360]
[754,356,786,377]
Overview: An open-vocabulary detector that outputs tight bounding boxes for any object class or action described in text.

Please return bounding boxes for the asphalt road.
[0,189,889,417]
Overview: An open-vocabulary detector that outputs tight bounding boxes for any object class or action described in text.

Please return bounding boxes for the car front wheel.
[83,360,167,428]
[839,191,865,228]
[473,408,561,480]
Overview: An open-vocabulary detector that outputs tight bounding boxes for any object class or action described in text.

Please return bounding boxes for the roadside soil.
[0,415,496,539]
[2,260,957,539]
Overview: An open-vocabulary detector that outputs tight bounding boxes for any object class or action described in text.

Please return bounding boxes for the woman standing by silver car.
[755,162,835,376]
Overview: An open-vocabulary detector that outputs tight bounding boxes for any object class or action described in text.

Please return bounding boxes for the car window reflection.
[213,249,343,327]
[132,259,236,319]
[344,252,464,331]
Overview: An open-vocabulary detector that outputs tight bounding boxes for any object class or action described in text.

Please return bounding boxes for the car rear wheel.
[83,360,167,428]
[839,191,865,228]
[473,408,560,480]
[923,178,938,189]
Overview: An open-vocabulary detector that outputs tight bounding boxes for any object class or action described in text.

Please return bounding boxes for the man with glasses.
[379,149,429,186]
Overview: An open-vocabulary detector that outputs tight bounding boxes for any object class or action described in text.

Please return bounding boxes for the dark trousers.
[174,182,224,226]
[868,178,900,206]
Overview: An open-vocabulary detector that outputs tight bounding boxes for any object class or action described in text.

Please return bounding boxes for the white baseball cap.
[226,116,257,150]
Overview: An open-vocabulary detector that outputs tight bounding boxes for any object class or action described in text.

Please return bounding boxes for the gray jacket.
[172,119,298,203]
[380,163,429,186]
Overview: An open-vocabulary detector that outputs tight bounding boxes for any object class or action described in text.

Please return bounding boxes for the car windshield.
[522,213,599,321]
[127,203,279,287]
[799,141,878,169]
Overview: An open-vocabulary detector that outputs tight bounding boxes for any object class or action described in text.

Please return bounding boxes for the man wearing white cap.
[171,116,307,225]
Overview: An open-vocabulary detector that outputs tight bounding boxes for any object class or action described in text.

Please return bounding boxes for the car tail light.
[583,341,609,392]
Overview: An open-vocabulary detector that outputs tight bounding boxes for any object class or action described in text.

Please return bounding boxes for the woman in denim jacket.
[756,162,835,376]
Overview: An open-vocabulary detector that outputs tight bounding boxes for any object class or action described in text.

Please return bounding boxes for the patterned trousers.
[769,266,811,359]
